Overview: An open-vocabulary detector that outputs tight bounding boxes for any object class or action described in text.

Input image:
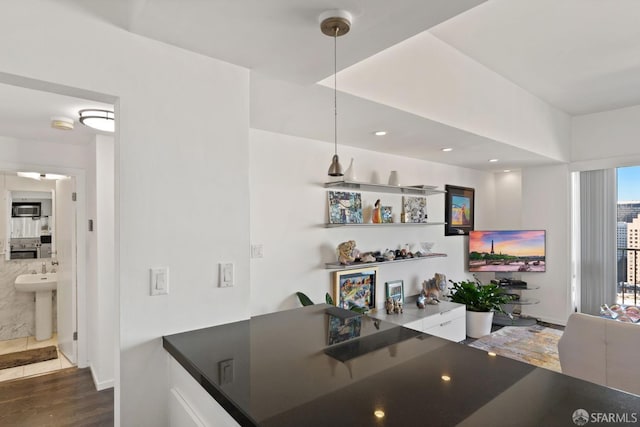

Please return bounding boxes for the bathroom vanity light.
[78,109,115,132]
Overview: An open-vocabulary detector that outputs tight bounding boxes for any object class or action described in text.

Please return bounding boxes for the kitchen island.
[163,304,640,427]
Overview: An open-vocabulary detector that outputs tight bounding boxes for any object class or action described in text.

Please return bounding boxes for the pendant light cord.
[334,26,338,157]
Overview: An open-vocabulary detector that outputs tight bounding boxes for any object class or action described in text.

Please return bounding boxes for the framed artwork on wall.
[444,185,475,236]
[332,267,378,311]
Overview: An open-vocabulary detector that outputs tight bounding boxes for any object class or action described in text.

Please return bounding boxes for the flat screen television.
[469,230,546,272]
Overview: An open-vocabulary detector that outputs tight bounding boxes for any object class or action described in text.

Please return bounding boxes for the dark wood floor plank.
[0,367,114,426]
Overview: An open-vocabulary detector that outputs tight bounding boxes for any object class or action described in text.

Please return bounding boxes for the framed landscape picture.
[444,185,475,236]
[333,267,378,311]
[328,191,363,224]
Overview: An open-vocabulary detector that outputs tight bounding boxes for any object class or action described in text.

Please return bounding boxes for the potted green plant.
[448,279,514,338]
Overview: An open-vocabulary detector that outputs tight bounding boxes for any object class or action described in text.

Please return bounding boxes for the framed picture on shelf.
[444,184,475,236]
[402,196,428,223]
[333,267,378,311]
[328,191,363,224]
[385,280,404,303]
[381,206,393,223]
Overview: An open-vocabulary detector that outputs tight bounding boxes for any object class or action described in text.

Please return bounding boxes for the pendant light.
[320,10,352,177]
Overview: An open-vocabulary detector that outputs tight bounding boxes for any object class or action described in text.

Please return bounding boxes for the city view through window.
[616,166,640,305]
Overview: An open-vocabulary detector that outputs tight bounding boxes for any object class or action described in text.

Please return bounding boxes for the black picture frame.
[444,185,475,236]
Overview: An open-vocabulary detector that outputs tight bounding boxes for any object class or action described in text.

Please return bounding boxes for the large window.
[616,166,640,305]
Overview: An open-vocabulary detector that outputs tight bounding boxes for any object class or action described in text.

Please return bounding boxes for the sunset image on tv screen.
[469,230,546,272]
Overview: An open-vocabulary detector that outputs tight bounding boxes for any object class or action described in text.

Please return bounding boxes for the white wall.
[0,2,250,426]
[249,129,495,315]
[572,104,640,170]
[518,165,572,325]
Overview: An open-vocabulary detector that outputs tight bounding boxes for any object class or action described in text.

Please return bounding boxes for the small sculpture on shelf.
[383,249,395,261]
[360,253,376,263]
[385,297,403,314]
[337,240,357,265]
[385,297,394,314]
[421,275,441,305]
[372,199,382,223]
[394,299,403,314]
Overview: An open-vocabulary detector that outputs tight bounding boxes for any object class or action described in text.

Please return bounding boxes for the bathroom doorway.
[0,78,116,388]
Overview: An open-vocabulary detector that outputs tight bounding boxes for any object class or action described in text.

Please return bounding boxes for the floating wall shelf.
[325,222,446,228]
[325,253,447,270]
[324,180,446,196]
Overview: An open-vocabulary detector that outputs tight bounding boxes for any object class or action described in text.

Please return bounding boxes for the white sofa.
[557,312,640,396]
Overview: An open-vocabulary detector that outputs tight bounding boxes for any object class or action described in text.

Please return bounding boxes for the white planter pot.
[466,311,494,339]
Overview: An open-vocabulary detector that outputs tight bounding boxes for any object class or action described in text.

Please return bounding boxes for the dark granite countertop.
[163,304,640,427]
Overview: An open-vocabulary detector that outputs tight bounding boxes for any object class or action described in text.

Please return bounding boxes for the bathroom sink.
[15,273,57,292]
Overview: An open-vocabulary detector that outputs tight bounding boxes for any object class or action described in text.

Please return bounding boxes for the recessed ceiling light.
[489,159,499,163]
[374,131,387,136]
[441,375,451,382]
[373,410,385,418]
[79,109,115,132]
[488,351,497,357]
[503,170,511,173]
[441,148,453,152]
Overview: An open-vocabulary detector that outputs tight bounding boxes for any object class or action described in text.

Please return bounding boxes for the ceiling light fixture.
[503,170,511,173]
[51,116,74,131]
[374,131,387,136]
[17,172,68,181]
[78,109,115,132]
[442,148,453,152]
[489,158,499,163]
[373,410,385,419]
[321,9,352,177]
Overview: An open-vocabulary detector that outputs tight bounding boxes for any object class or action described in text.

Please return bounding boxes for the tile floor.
[0,334,74,383]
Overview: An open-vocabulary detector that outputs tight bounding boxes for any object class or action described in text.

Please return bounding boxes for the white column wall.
[249,129,495,315]
[94,135,115,389]
[0,2,250,426]
[519,165,572,325]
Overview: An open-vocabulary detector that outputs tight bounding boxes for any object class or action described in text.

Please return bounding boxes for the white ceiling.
[3,0,639,171]
[430,0,640,115]
[0,82,113,146]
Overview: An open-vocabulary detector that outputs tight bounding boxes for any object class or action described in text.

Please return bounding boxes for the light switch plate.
[150,267,169,296]
[219,262,234,287]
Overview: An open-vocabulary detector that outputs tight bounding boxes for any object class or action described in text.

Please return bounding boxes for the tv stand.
[493,282,540,327]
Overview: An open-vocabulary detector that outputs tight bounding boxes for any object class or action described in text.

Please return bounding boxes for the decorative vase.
[388,170,400,186]
[466,311,494,338]
[344,158,356,182]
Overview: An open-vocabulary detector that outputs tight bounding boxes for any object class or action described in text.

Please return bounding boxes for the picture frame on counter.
[385,280,404,303]
[333,267,378,311]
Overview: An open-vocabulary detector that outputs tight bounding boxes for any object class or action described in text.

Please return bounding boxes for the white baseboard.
[90,365,114,391]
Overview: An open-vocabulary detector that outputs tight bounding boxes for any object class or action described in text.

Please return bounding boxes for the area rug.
[468,325,563,372]
[0,346,58,370]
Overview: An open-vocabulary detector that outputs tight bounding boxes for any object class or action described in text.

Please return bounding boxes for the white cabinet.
[372,301,466,342]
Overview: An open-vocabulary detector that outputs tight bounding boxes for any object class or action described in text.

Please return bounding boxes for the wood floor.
[0,367,114,426]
